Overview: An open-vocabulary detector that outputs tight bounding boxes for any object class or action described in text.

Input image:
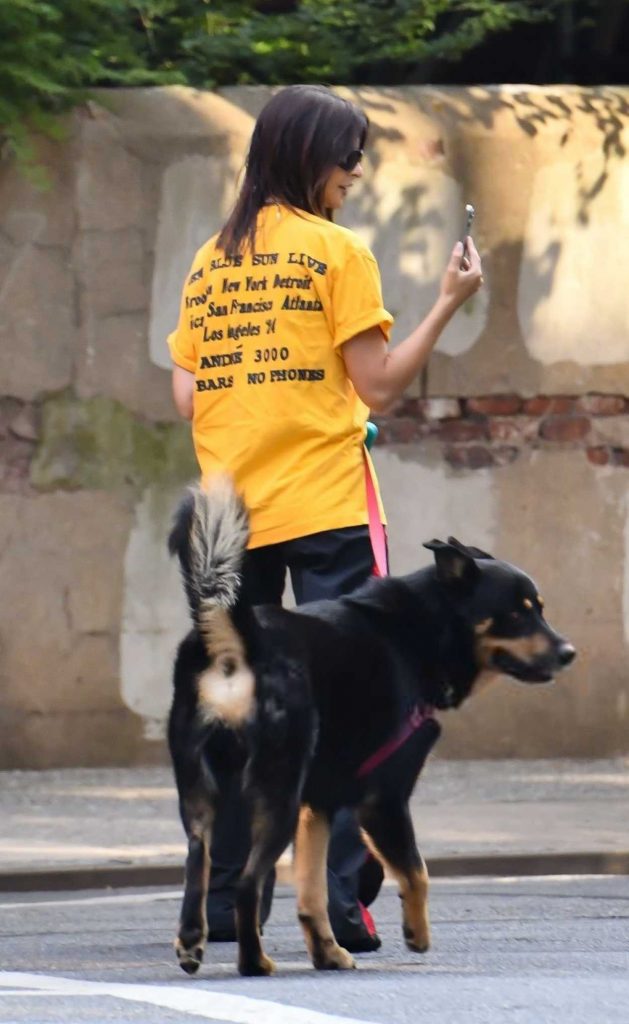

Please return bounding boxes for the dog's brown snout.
[558,642,576,667]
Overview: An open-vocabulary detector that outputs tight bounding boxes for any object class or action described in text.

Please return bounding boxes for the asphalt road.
[0,876,628,1024]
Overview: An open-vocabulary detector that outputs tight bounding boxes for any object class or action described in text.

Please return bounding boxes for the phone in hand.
[460,203,475,267]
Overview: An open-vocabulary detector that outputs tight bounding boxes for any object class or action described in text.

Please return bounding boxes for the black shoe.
[335,903,381,953]
[335,929,382,953]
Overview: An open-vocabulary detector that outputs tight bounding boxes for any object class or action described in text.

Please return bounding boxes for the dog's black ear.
[447,536,494,561]
[423,539,479,586]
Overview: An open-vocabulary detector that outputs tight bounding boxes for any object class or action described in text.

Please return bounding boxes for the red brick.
[522,396,550,416]
[380,417,420,443]
[539,416,590,442]
[577,394,627,416]
[444,445,494,469]
[546,396,578,414]
[586,446,610,466]
[433,419,489,443]
[523,396,576,416]
[466,395,522,416]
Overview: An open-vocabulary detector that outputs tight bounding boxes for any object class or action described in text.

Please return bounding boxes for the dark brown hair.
[216,84,369,255]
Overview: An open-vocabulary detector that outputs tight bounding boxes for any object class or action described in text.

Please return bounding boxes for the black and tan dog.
[167,477,575,977]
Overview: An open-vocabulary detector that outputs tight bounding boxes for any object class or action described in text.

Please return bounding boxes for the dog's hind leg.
[359,798,430,953]
[174,786,215,975]
[235,794,298,977]
[294,806,356,971]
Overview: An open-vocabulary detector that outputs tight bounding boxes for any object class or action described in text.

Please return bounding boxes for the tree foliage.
[168,1,554,87]
[0,0,178,176]
[1,0,627,177]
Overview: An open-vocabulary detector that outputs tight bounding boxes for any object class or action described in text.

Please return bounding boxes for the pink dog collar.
[356,703,435,778]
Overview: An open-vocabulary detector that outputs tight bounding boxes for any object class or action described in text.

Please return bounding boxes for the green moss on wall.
[31,393,198,492]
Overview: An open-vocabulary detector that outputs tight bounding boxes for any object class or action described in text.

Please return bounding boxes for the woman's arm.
[342,238,483,414]
[172,365,195,420]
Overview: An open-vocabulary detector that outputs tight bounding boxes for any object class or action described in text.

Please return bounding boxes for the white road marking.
[0,972,381,1024]
[0,840,184,858]
[0,889,182,911]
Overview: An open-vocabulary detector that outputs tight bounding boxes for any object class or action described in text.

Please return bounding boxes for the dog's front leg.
[360,799,430,953]
[294,805,356,971]
[175,797,214,975]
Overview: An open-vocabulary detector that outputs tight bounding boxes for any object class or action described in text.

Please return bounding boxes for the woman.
[168,83,482,951]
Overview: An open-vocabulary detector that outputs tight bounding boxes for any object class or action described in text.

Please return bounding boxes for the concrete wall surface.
[0,85,628,767]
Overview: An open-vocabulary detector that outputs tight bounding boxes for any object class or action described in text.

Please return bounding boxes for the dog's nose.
[558,642,576,666]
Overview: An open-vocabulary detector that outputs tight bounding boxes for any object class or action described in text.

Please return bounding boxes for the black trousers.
[206,524,383,942]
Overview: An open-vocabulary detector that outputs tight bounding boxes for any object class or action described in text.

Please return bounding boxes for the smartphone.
[460,203,475,266]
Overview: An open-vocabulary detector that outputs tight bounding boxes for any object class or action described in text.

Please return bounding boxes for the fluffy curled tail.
[169,477,255,727]
[169,476,249,625]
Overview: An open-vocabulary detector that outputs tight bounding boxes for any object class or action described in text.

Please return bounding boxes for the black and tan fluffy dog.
[167,477,575,978]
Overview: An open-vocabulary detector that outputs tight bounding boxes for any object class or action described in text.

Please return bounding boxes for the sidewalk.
[1,759,628,892]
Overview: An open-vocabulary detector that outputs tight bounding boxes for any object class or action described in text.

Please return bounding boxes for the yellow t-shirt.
[168,204,393,549]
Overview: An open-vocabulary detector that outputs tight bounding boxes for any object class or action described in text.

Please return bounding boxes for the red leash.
[360,430,434,774]
[359,426,434,778]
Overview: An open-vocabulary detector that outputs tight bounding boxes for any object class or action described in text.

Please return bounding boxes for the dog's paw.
[175,936,205,975]
[313,942,356,971]
[238,951,276,977]
[403,924,430,954]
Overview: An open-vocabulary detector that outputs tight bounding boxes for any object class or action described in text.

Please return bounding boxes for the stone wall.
[1,85,628,767]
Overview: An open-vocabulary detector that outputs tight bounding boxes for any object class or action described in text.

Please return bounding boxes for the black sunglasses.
[337,148,364,172]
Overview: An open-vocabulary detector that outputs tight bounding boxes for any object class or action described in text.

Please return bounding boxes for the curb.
[427,850,629,878]
[2,851,628,894]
